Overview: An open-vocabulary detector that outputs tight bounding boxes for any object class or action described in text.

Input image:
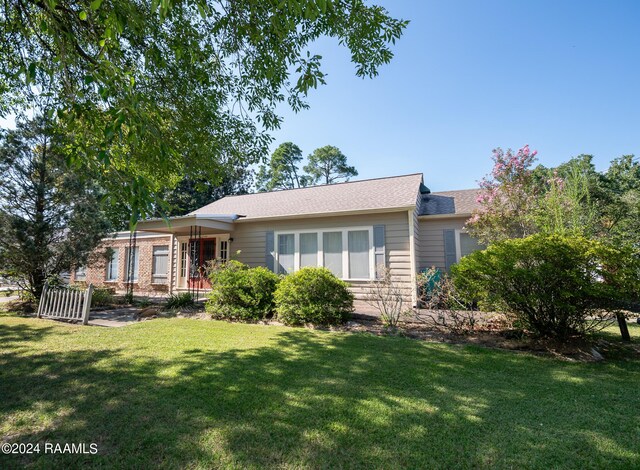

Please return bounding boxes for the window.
[459,233,483,259]
[273,228,375,280]
[75,266,86,282]
[456,231,486,262]
[106,248,119,281]
[180,242,187,278]
[152,245,169,284]
[445,230,487,271]
[277,234,295,274]
[220,240,229,262]
[348,230,370,279]
[124,246,139,282]
[299,233,318,268]
[323,232,343,278]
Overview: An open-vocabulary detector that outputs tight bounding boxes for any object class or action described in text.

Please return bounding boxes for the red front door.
[188,239,216,289]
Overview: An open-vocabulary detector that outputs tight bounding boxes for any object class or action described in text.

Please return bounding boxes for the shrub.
[452,233,640,339]
[165,292,196,310]
[91,287,115,307]
[206,260,280,321]
[365,266,409,327]
[416,268,478,335]
[274,267,354,326]
[134,298,152,308]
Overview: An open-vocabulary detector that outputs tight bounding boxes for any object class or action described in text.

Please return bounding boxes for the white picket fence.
[37,284,94,325]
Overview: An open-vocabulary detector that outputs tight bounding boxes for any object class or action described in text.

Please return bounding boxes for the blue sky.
[271,0,640,191]
[2,1,638,192]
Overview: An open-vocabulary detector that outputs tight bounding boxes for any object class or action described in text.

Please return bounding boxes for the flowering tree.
[466,145,540,245]
[468,146,620,246]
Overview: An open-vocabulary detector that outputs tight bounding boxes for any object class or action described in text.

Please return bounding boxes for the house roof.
[190,173,425,220]
[418,189,481,216]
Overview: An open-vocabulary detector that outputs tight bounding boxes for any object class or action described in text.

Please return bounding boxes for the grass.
[1,317,639,469]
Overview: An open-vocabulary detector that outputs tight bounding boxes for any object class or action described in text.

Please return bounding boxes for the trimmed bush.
[452,233,640,339]
[91,287,114,307]
[274,267,354,326]
[206,260,280,321]
[165,292,196,310]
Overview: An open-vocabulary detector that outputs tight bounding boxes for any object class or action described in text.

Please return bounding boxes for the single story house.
[73,173,483,304]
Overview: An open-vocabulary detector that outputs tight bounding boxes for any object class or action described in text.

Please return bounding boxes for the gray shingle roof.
[418,189,481,216]
[190,173,424,220]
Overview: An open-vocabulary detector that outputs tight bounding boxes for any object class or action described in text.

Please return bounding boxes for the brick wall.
[70,234,172,296]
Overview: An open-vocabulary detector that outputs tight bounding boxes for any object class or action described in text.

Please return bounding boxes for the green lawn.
[1,316,639,469]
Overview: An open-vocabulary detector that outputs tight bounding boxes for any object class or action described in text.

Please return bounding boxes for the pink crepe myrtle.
[466,145,540,244]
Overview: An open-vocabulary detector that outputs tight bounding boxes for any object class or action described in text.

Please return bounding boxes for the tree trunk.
[32,133,48,300]
[616,311,631,342]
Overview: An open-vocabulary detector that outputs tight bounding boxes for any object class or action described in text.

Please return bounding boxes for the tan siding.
[416,217,468,272]
[231,211,411,301]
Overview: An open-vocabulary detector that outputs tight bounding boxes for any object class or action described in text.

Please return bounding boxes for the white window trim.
[219,239,229,262]
[106,248,119,282]
[455,229,484,262]
[455,229,463,263]
[274,227,375,281]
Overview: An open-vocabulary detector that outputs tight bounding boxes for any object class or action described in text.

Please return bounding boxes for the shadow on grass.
[1,322,639,468]
[595,322,640,342]
[0,322,56,351]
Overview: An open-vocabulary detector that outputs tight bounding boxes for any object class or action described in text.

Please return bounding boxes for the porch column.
[168,233,175,295]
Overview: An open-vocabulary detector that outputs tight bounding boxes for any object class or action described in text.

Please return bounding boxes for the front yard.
[1,315,639,469]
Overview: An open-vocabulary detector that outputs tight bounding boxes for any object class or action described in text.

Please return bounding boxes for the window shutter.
[373,225,386,278]
[265,231,275,272]
[443,229,457,272]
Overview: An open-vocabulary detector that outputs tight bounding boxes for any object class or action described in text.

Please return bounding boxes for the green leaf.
[98,150,110,165]
[90,0,102,10]
[197,3,207,19]
[79,11,87,21]
[26,62,37,85]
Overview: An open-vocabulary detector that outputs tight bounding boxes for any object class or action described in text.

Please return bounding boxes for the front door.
[188,238,216,289]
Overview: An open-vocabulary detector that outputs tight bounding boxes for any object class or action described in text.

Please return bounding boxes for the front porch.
[137,213,240,295]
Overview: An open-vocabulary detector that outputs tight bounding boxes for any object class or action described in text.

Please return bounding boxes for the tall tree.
[304,145,358,185]
[466,145,540,244]
[601,155,640,248]
[159,167,253,217]
[533,155,602,238]
[256,142,308,191]
[0,117,111,298]
[1,0,407,215]
[468,147,640,254]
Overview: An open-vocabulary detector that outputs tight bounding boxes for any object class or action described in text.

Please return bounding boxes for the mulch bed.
[326,317,640,362]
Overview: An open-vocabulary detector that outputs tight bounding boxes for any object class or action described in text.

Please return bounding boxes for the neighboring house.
[72,173,483,304]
